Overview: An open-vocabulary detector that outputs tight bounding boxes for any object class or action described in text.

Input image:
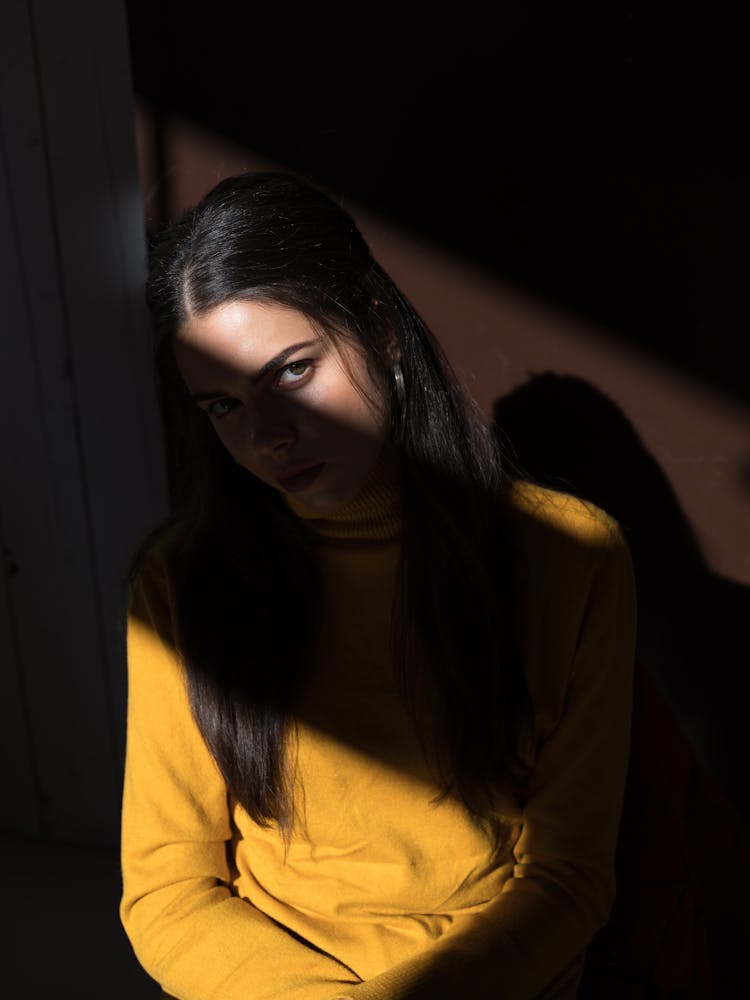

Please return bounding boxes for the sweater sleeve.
[119,552,361,1000]
[336,519,637,1000]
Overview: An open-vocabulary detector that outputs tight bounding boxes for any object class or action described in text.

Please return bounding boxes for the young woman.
[120,171,637,1000]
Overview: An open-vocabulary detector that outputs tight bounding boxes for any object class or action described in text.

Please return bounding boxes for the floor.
[2,834,158,998]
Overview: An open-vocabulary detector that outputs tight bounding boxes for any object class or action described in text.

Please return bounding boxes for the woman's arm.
[336,512,637,999]
[120,553,360,1000]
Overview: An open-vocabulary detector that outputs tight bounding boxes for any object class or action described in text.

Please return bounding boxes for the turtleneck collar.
[283,445,402,542]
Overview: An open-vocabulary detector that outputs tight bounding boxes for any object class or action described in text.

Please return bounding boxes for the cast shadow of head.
[492,370,749,820]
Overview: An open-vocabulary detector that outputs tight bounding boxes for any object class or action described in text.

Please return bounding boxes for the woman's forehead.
[178,300,316,348]
[172,299,374,393]
[175,301,320,370]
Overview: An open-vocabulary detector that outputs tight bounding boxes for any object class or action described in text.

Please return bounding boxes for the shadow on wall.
[492,371,749,822]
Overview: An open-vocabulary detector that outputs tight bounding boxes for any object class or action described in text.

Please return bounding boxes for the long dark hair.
[135,171,534,841]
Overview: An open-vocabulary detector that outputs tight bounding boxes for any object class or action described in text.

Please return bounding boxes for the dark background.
[125,3,749,406]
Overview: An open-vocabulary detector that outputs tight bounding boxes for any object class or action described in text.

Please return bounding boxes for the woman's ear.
[385,334,401,365]
[371,298,401,365]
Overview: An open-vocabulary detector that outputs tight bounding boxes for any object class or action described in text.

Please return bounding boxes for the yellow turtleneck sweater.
[120,459,636,1000]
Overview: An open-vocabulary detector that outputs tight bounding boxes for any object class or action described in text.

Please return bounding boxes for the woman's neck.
[283,444,401,541]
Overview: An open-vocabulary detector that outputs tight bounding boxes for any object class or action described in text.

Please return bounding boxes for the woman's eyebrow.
[190,340,317,402]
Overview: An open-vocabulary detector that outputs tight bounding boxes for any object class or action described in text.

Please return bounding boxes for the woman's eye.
[207,398,239,419]
[276,360,312,387]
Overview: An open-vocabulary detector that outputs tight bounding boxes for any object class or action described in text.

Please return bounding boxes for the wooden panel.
[0,0,169,844]
[31,0,171,767]
[0,58,42,835]
[0,523,41,839]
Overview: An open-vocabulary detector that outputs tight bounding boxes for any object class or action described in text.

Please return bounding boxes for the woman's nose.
[247,403,296,456]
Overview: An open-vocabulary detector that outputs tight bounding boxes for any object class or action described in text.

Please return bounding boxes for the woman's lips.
[277,462,325,493]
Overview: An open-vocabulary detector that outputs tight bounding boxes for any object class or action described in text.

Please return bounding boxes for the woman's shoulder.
[504,479,620,544]
[500,480,637,717]
[127,519,186,628]
[131,519,182,581]
[501,477,626,555]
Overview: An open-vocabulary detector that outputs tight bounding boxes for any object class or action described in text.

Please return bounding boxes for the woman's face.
[173,299,392,512]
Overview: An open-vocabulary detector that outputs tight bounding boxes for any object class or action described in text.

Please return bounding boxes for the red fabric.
[579,658,750,999]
